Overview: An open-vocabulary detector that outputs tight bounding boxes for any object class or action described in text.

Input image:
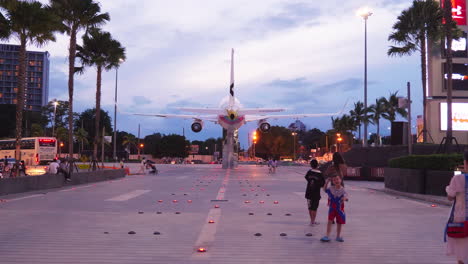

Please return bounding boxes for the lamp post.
[52,99,58,137]
[113,58,125,161]
[291,132,297,161]
[357,7,372,147]
[252,130,257,159]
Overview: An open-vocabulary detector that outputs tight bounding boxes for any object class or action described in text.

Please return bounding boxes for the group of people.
[48,158,71,181]
[303,150,468,263]
[304,152,347,242]
[0,156,27,178]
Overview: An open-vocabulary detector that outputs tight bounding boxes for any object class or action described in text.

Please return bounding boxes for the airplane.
[132,49,344,135]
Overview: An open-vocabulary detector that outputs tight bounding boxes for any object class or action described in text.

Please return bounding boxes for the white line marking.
[191,169,230,258]
[4,194,44,202]
[106,190,150,201]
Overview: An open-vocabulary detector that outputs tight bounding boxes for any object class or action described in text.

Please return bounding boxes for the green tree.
[76,28,125,161]
[56,126,68,155]
[387,0,446,143]
[42,100,70,131]
[50,0,109,159]
[349,101,372,143]
[122,133,137,155]
[382,92,408,122]
[75,108,112,149]
[30,123,43,137]
[74,127,88,155]
[159,134,189,158]
[369,98,387,146]
[255,126,294,159]
[0,0,61,166]
[144,133,162,157]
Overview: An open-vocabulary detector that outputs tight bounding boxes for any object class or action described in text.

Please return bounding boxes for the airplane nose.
[230,114,235,120]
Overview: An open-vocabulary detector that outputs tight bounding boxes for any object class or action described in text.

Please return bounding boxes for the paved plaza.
[0,165,456,264]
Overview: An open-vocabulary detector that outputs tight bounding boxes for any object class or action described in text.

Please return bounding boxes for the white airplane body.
[133,49,343,134]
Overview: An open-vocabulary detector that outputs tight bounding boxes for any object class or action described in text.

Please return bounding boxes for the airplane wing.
[177,108,224,115]
[244,112,341,122]
[238,108,285,115]
[131,113,218,122]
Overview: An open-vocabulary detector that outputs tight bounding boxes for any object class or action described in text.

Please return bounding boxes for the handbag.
[446,174,468,239]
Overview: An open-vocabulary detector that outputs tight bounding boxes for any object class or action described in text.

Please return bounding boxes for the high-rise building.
[0,44,49,112]
[427,0,468,144]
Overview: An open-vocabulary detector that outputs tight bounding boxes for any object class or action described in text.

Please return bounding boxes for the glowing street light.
[252,130,258,158]
[357,7,373,147]
[291,132,297,161]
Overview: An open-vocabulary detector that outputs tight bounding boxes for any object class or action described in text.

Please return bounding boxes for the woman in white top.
[445,151,468,264]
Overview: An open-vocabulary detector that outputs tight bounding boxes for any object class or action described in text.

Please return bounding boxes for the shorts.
[328,209,346,224]
[307,198,320,211]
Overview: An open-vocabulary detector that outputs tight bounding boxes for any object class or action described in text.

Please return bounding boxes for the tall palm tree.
[0,1,61,167]
[349,101,366,142]
[50,0,109,160]
[369,98,387,146]
[382,92,408,122]
[387,0,444,143]
[74,127,88,155]
[122,134,137,154]
[76,28,125,162]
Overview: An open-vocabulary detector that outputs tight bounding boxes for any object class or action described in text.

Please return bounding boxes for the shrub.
[388,154,463,171]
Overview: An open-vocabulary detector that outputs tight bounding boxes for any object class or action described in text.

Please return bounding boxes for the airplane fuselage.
[218,112,246,130]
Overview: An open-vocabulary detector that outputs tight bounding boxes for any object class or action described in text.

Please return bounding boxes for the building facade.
[427,0,468,144]
[0,44,50,112]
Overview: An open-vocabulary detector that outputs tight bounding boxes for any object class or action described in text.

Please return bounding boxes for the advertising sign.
[190,145,199,154]
[443,0,467,25]
[440,102,468,131]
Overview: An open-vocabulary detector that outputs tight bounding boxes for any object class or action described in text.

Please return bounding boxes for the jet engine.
[191,121,203,133]
[258,122,271,133]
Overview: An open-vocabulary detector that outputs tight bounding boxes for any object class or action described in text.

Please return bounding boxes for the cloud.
[132,96,152,106]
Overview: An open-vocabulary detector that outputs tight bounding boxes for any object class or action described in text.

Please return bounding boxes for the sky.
[16,0,423,148]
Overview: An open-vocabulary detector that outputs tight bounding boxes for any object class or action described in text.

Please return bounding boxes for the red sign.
[443,0,467,25]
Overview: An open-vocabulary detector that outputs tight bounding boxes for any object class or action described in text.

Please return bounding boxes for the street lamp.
[291,132,297,161]
[357,7,372,147]
[52,99,58,137]
[113,58,125,161]
[252,131,257,159]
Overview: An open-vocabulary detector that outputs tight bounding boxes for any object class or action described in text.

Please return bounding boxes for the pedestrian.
[272,158,278,173]
[140,157,146,174]
[305,159,325,225]
[19,160,27,176]
[119,159,124,169]
[320,174,348,242]
[58,158,71,182]
[48,158,59,174]
[445,151,468,264]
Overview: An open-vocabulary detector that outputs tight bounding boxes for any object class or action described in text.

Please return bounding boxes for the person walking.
[445,151,468,264]
[305,159,325,225]
[320,174,348,242]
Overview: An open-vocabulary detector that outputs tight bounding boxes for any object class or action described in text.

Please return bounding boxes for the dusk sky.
[16,0,421,148]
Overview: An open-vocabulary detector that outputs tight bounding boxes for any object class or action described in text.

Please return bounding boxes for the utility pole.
[137,124,141,160]
[407,82,412,155]
[101,126,105,167]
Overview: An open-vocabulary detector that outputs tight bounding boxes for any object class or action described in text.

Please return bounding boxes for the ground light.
[197,247,207,252]
[214,205,220,208]
[431,204,437,207]
[274,201,279,204]
[208,220,215,223]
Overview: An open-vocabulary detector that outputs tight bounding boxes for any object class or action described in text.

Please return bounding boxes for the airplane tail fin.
[229,49,234,106]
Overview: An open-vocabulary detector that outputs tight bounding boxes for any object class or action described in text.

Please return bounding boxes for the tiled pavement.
[0,165,456,264]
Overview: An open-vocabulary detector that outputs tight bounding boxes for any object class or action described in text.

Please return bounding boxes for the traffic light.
[59,142,64,147]
[139,143,144,148]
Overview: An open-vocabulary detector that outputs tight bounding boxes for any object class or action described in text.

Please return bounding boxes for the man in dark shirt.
[305,159,325,225]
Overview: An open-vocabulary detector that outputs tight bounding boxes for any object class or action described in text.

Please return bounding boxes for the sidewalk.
[348,180,451,206]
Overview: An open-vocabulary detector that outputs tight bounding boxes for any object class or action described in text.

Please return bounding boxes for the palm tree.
[122,134,137,154]
[369,98,387,146]
[387,0,444,143]
[382,92,408,122]
[349,101,366,143]
[0,1,61,168]
[76,28,125,161]
[49,0,109,160]
[74,127,88,155]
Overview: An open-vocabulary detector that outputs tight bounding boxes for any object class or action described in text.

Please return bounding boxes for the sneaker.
[309,222,320,226]
[336,237,344,242]
[320,236,330,242]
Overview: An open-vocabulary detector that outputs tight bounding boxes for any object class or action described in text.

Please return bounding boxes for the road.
[0,164,455,264]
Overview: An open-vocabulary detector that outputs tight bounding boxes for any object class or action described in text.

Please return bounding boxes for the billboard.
[443,32,467,57]
[443,63,468,90]
[440,102,468,131]
[443,0,467,25]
